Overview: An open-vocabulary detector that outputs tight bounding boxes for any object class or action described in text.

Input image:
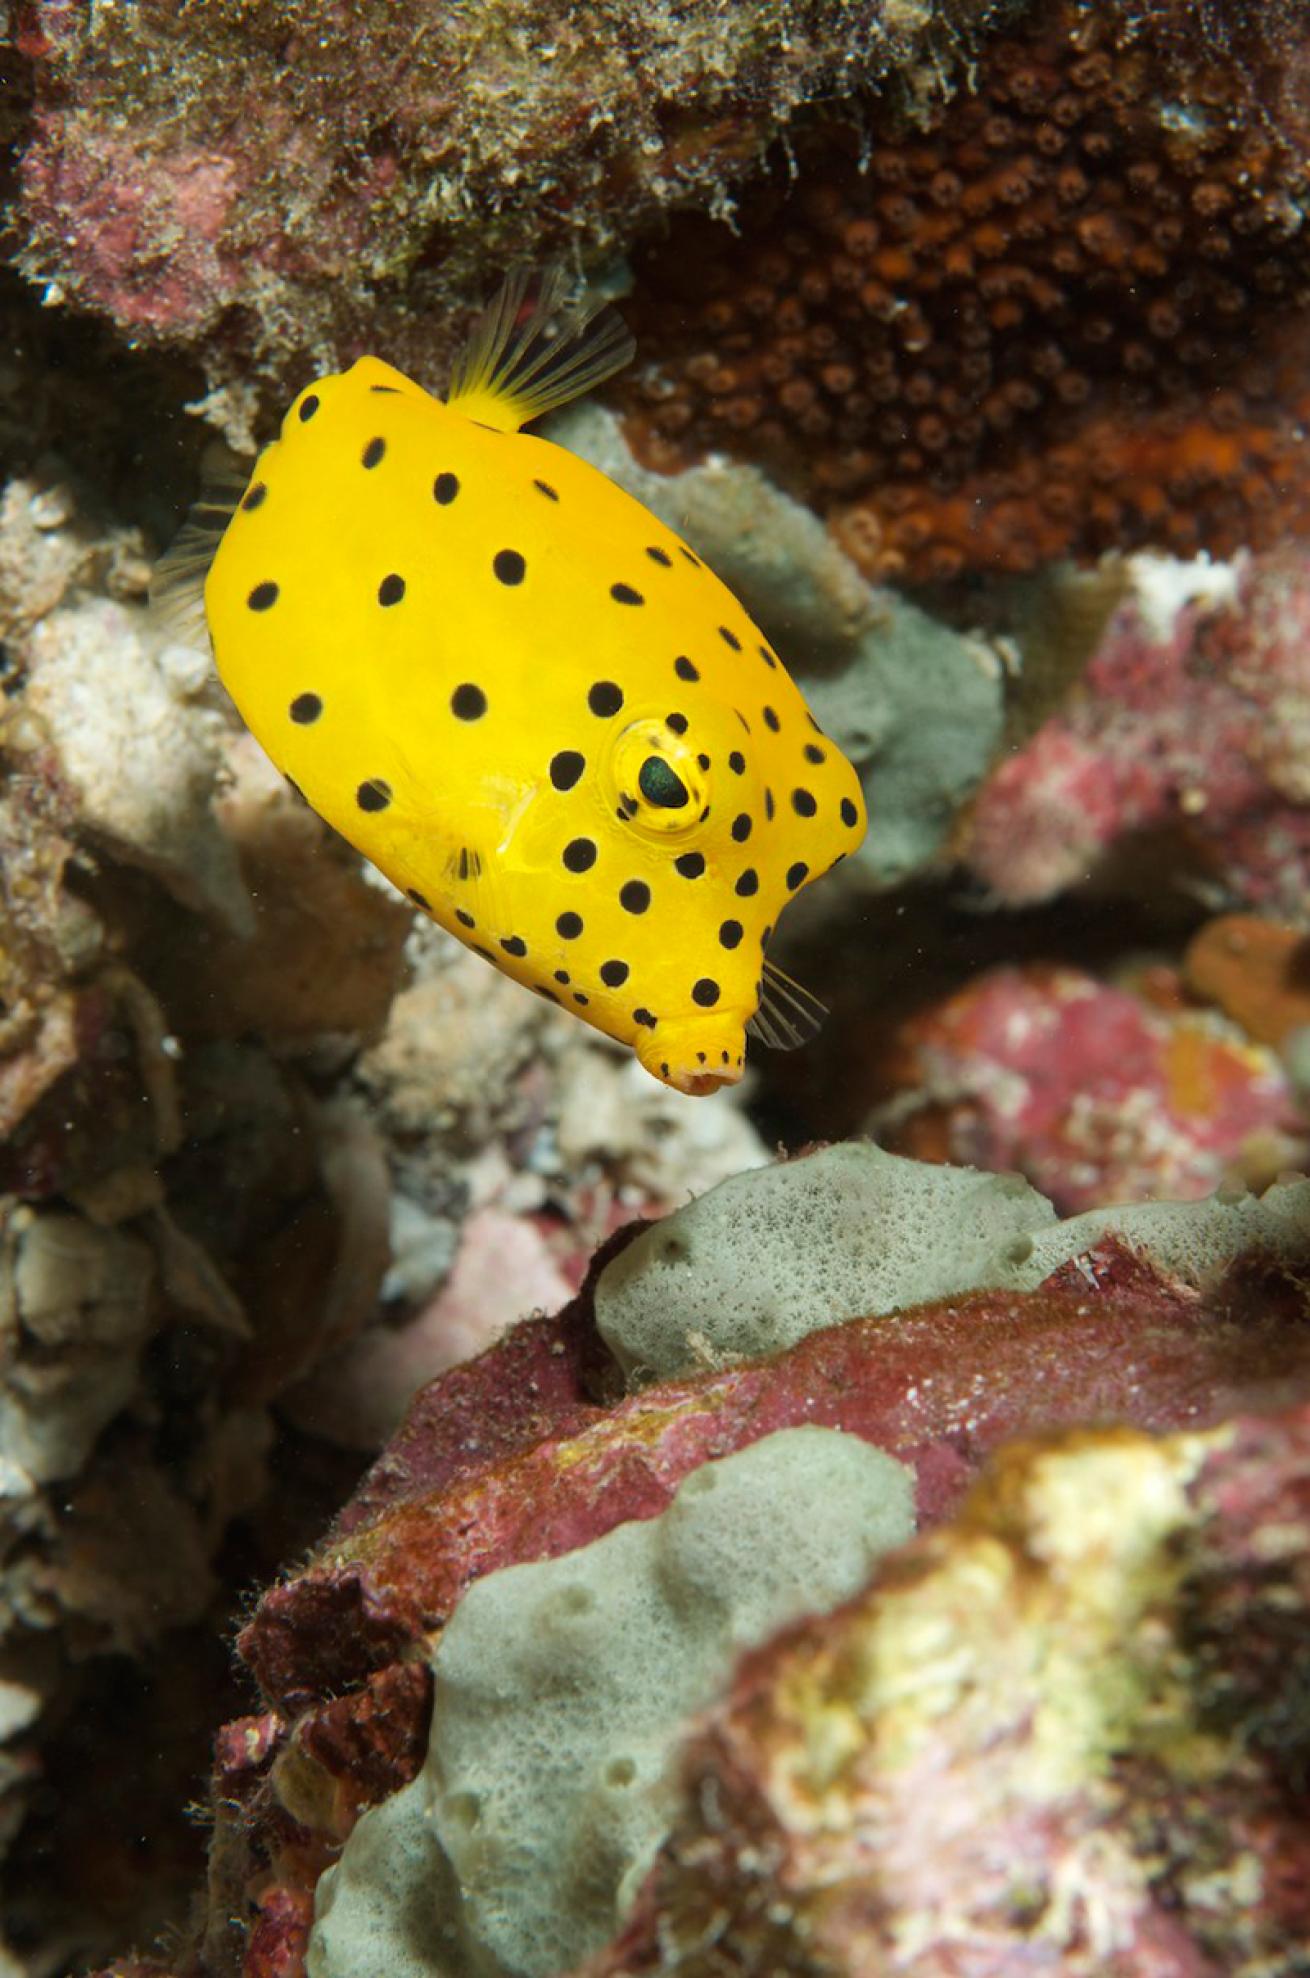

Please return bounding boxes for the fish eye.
[606,715,707,839]
[638,756,689,808]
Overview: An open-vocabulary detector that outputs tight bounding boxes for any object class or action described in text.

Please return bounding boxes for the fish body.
[184,277,866,1093]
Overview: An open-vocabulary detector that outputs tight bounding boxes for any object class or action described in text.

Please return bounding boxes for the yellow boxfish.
[154,270,867,1095]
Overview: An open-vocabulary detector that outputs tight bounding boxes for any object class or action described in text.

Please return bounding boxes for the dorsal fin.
[444,265,635,433]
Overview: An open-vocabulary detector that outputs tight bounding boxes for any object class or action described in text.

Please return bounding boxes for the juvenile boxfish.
[154,270,867,1094]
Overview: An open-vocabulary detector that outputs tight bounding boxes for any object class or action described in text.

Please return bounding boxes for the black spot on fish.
[298,394,319,422]
[534,479,559,500]
[289,692,322,723]
[242,483,267,512]
[787,862,809,889]
[556,911,583,938]
[588,681,624,717]
[378,574,405,606]
[675,851,705,878]
[600,959,630,987]
[563,838,597,873]
[620,880,651,915]
[731,813,752,842]
[842,797,860,827]
[357,778,391,812]
[433,472,459,504]
[451,683,487,720]
[719,627,741,651]
[693,978,720,1007]
[719,920,743,949]
[550,750,585,791]
[792,788,817,817]
[494,549,526,586]
[674,657,699,682]
[362,436,386,468]
[500,935,527,957]
[735,868,758,896]
[248,581,279,611]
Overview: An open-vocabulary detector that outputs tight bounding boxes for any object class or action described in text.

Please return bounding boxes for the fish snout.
[635,1020,747,1097]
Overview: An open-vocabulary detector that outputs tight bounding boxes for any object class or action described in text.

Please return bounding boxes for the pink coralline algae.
[963,549,1310,917]
[21,122,244,338]
[9,0,984,403]
[880,962,1304,1212]
[591,1402,1310,1978]
[216,1220,1310,1971]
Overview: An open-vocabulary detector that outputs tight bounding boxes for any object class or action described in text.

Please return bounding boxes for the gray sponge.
[595,1139,1058,1381]
[595,1140,1310,1384]
[308,1426,914,1978]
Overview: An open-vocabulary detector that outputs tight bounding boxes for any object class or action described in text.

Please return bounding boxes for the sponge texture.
[596,1139,1057,1380]
[596,1141,1310,1383]
[308,1426,914,1978]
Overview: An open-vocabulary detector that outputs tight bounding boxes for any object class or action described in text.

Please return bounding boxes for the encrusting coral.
[618,0,1310,580]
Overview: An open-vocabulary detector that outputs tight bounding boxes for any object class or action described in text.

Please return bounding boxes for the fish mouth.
[635,1022,746,1097]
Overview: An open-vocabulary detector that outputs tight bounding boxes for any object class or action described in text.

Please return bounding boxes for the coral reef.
[619,0,1310,580]
[963,547,1310,914]
[6,2,1310,1971]
[189,1144,1310,1977]
[873,961,1303,1212]
[9,0,1002,418]
[592,1404,1310,1977]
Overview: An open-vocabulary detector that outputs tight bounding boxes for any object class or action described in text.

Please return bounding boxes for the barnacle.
[619,0,1310,580]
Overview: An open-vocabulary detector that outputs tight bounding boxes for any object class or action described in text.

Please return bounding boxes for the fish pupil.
[638,756,689,808]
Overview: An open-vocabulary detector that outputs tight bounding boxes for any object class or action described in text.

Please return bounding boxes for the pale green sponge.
[308,1426,915,1978]
[594,1139,1310,1384]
